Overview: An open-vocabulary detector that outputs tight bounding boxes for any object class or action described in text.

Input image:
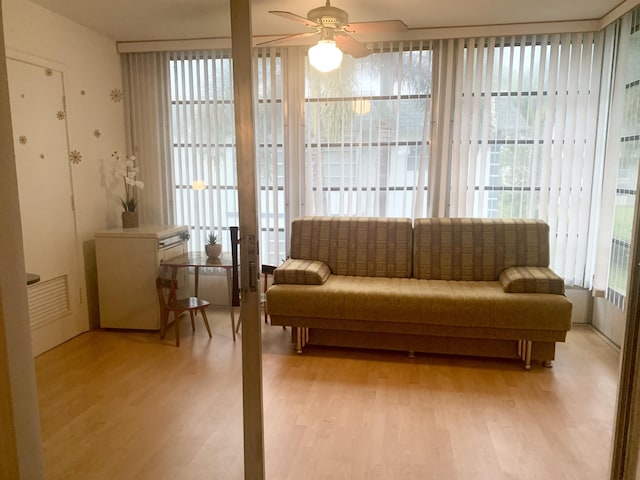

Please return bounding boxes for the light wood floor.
[35,311,620,480]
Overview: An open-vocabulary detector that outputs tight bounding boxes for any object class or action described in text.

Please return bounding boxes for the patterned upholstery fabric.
[289,216,413,278]
[413,218,551,281]
[268,216,572,360]
[273,259,331,285]
[499,266,565,294]
[267,276,572,334]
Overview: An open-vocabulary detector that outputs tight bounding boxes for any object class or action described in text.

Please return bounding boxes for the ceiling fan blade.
[335,33,371,59]
[269,11,319,28]
[343,20,408,34]
[257,31,320,47]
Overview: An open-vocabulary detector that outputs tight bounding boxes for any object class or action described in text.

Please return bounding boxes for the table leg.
[194,266,200,297]
[226,268,236,341]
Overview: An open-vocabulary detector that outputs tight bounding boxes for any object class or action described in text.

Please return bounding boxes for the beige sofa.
[266,216,572,369]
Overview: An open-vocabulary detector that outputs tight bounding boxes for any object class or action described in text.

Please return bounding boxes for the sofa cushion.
[267,275,573,333]
[499,266,565,295]
[289,216,413,278]
[273,259,331,285]
[413,218,551,281]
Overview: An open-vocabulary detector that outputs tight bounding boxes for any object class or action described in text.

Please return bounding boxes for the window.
[167,50,285,265]
[303,42,432,218]
[607,10,640,308]
[123,32,609,291]
[169,52,237,249]
[448,34,605,287]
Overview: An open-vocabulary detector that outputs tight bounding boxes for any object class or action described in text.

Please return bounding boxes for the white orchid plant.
[112,151,144,212]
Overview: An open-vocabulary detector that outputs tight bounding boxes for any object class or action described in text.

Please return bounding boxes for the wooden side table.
[161,251,237,341]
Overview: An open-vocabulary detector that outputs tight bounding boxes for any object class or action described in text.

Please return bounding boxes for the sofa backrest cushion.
[289,216,413,278]
[413,218,551,281]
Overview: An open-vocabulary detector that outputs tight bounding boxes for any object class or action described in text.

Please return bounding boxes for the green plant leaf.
[121,197,137,212]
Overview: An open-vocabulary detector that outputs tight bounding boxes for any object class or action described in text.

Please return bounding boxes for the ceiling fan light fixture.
[308,40,343,72]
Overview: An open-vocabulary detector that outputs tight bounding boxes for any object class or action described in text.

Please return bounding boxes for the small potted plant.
[205,232,222,259]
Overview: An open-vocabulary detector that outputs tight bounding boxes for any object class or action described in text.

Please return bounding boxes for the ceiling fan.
[257,1,408,72]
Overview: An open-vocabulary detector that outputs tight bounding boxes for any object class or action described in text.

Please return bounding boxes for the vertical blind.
[121,51,173,226]
[446,33,605,287]
[253,48,286,265]
[122,31,615,291]
[169,49,285,263]
[123,50,285,264]
[168,50,239,252]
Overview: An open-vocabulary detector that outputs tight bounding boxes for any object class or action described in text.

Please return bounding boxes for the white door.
[7,55,85,356]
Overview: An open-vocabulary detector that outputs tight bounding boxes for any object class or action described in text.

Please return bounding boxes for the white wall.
[566,287,592,325]
[592,297,627,347]
[2,0,127,328]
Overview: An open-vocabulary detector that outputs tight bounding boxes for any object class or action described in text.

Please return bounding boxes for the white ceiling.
[28,0,627,43]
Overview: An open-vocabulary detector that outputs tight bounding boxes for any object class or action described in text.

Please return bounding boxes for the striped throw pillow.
[273,259,331,285]
[499,266,565,295]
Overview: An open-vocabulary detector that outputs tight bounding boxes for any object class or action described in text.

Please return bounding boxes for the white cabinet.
[96,225,188,330]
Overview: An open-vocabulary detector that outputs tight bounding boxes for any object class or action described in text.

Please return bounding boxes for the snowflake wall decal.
[44,68,53,77]
[69,150,82,164]
[110,89,123,102]
[56,110,66,120]
[18,135,27,145]
[93,129,102,138]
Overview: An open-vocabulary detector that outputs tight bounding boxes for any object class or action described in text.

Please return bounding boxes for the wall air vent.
[27,275,70,329]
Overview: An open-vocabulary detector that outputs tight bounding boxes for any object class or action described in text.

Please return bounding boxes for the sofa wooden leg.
[542,360,553,368]
[408,350,415,358]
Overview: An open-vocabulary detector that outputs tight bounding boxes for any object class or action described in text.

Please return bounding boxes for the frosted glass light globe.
[308,40,343,73]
